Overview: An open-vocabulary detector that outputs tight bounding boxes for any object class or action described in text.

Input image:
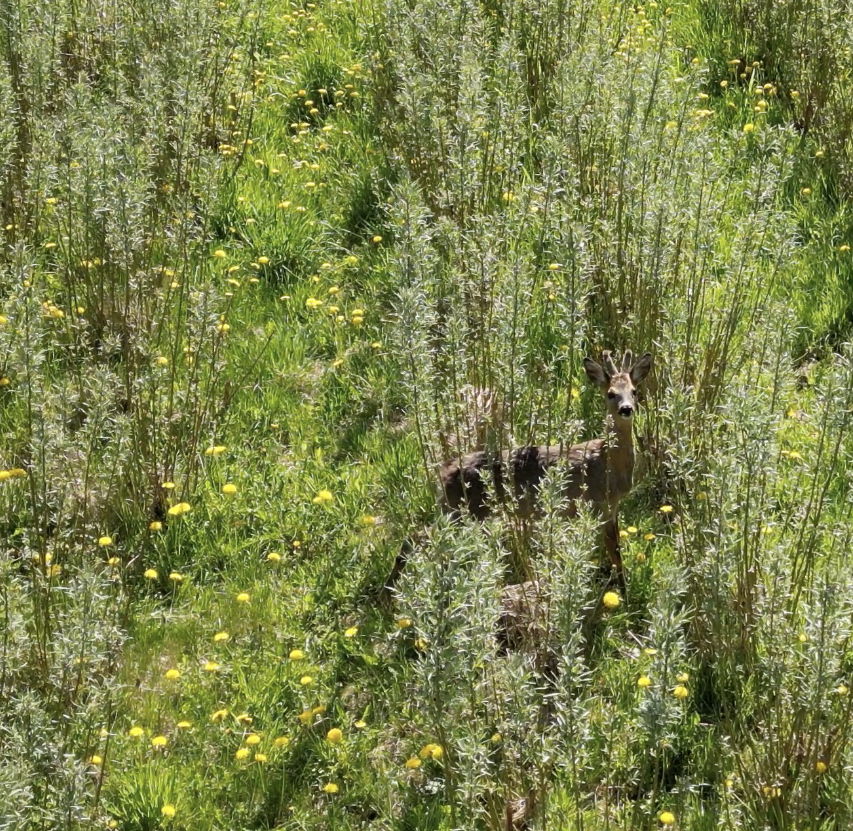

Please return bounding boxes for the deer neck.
[605,416,635,471]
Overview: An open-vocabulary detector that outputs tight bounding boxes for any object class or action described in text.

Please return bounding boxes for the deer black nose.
[619,405,634,418]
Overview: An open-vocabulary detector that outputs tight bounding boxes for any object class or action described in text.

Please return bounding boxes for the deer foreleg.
[603,515,625,590]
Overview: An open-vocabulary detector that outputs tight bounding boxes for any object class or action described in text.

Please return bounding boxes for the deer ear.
[630,352,653,385]
[584,357,609,386]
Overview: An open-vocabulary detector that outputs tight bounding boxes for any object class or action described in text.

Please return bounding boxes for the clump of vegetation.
[2,0,853,828]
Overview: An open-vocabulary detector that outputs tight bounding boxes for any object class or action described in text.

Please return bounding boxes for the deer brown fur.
[439,350,653,579]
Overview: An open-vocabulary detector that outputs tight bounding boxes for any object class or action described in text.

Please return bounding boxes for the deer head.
[584,350,653,423]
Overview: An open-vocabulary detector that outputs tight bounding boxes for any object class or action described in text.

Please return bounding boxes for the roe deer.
[439,350,653,580]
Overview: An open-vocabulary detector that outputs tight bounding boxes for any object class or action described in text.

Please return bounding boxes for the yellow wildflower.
[602,591,621,610]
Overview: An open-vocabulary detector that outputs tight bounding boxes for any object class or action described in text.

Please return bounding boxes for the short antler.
[620,350,633,373]
[601,350,618,376]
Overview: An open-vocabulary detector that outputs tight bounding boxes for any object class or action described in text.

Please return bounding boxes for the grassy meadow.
[3,0,853,828]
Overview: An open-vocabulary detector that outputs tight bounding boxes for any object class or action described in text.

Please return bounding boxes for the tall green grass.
[2,0,853,828]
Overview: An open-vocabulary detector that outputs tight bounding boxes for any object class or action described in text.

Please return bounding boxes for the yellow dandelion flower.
[274,736,290,747]
[90,755,103,765]
[98,536,113,547]
[835,684,849,695]
[638,675,652,688]
[743,123,755,133]
[222,483,238,496]
[149,521,163,531]
[165,669,180,680]
[397,617,413,629]
[169,572,183,583]
[354,720,367,729]
[659,812,675,825]
[298,710,313,724]
[167,502,191,516]
[107,556,120,566]
[254,752,268,762]
[236,713,252,724]
[267,552,282,562]
[659,504,674,514]
[205,445,227,456]
[322,783,339,794]
[816,761,827,773]
[176,721,192,729]
[644,533,656,540]
[161,805,176,818]
[372,235,382,243]
[676,672,690,682]
[312,489,333,505]
[213,249,227,259]
[213,631,230,643]
[312,705,327,715]
[300,675,313,685]
[203,661,221,672]
[673,684,689,699]
[289,649,305,660]
[405,757,422,769]
[211,709,228,722]
[236,592,250,603]
[344,626,358,638]
[151,735,168,748]
[128,726,144,738]
[235,747,250,760]
[246,734,261,746]
[602,591,621,610]
[144,568,158,580]
[326,728,343,743]
[161,481,175,489]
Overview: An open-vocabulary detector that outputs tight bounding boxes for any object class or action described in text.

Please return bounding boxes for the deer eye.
[607,391,617,400]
